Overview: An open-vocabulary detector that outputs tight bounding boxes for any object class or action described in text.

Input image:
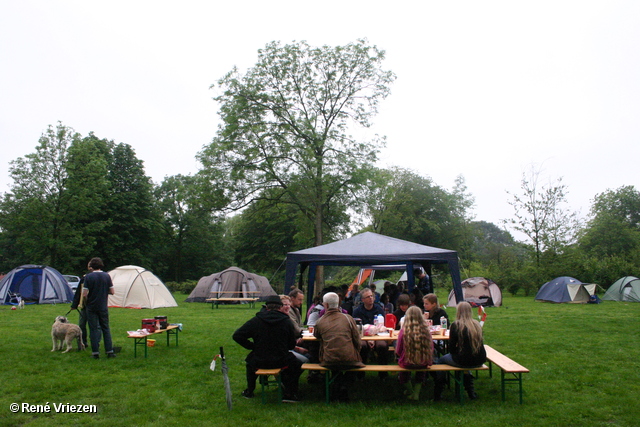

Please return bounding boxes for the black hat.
[264,295,283,306]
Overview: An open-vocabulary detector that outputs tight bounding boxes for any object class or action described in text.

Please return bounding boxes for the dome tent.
[0,264,72,304]
[603,276,640,302]
[108,265,177,309]
[185,266,276,302]
[535,276,595,303]
[447,277,502,307]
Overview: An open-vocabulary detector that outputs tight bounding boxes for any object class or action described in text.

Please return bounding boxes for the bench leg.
[500,371,524,404]
[259,374,283,404]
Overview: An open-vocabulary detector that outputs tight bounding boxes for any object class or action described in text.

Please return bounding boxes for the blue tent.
[0,264,73,304]
[284,232,463,307]
[534,276,592,303]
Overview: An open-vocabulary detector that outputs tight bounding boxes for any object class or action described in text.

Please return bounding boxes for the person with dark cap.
[233,295,303,402]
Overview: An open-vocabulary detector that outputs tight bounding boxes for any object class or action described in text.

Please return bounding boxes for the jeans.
[86,308,114,355]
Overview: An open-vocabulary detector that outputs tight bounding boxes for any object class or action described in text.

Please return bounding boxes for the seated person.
[233,295,302,402]
[314,292,363,401]
[352,288,389,378]
[423,293,448,325]
[393,294,410,329]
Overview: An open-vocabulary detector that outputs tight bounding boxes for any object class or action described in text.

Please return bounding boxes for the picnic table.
[127,325,180,358]
[206,291,260,309]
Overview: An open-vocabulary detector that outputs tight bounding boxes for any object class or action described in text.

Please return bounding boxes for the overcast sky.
[1,1,639,239]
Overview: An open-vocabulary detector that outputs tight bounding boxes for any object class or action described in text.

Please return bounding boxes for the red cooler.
[142,319,156,332]
[385,313,397,329]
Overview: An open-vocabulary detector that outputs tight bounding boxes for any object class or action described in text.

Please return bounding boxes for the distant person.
[314,292,364,402]
[396,306,434,400]
[434,302,487,401]
[415,268,432,294]
[410,288,424,310]
[380,292,394,314]
[370,283,381,303]
[82,257,116,359]
[393,294,411,330]
[233,295,302,402]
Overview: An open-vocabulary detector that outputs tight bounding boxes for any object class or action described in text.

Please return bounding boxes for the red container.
[142,319,156,332]
[385,313,397,329]
[154,315,168,330]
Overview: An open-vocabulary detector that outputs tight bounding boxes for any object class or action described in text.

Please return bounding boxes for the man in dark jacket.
[233,295,302,402]
[82,257,116,359]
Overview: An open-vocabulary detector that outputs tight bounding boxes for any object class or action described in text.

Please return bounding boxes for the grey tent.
[0,264,73,304]
[284,232,464,307]
[603,276,640,302]
[535,276,594,303]
[185,267,276,302]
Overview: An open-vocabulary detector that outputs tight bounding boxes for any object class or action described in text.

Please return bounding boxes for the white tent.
[108,265,177,309]
[447,277,503,307]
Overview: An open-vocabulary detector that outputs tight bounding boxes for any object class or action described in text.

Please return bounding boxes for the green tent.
[603,276,640,302]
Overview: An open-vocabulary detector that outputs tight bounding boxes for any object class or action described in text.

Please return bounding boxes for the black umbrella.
[215,347,233,410]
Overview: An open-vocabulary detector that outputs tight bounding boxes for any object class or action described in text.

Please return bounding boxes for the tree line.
[1,40,638,295]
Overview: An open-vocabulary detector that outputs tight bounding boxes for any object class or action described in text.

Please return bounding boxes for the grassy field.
[2,293,639,427]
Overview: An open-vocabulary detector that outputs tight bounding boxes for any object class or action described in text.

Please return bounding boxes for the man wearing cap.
[233,295,303,402]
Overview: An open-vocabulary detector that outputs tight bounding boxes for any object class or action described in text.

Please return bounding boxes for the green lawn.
[2,294,638,427]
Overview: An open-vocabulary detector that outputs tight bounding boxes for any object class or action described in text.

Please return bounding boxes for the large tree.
[198,39,395,247]
[363,167,474,251]
[152,174,231,281]
[0,122,82,270]
[579,186,640,258]
[505,167,579,266]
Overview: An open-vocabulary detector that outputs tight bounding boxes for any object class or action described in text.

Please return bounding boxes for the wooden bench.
[127,325,180,358]
[484,345,530,403]
[255,368,284,403]
[301,363,488,404]
[206,297,259,309]
[206,291,260,309]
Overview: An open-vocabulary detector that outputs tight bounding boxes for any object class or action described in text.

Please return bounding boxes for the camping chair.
[8,292,22,305]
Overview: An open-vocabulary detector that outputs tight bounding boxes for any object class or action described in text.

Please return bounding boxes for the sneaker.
[107,353,116,359]
[282,394,301,403]
[241,389,254,399]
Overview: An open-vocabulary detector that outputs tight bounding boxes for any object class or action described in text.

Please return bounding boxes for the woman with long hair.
[434,301,486,400]
[395,306,433,400]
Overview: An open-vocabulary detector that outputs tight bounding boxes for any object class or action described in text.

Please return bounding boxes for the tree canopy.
[198,39,396,247]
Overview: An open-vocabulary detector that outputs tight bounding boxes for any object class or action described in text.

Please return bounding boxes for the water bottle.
[440,316,448,331]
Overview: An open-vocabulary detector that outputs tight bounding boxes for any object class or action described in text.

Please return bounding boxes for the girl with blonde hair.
[434,301,486,400]
[395,306,433,400]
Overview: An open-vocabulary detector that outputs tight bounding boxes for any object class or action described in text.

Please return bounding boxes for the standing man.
[415,268,432,294]
[82,257,116,359]
[233,295,303,402]
[314,292,363,402]
[352,288,389,379]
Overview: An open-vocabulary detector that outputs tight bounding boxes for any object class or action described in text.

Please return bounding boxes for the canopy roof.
[284,232,463,304]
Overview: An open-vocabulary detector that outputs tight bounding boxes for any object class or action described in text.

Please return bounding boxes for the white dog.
[18,299,25,309]
[51,316,84,353]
